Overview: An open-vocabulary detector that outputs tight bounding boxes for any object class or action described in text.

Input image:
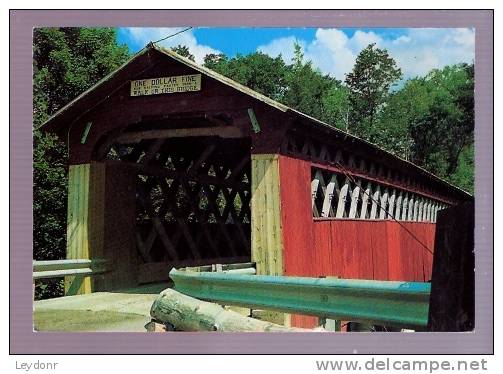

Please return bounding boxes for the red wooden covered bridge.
[40,43,471,327]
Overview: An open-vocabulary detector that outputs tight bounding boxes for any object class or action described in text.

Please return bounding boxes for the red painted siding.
[278,155,436,329]
[279,155,313,277]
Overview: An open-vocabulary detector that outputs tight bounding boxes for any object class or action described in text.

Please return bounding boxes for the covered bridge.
[40,44,471,326]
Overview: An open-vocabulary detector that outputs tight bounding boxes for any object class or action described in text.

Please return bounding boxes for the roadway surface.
[34,283,169,332]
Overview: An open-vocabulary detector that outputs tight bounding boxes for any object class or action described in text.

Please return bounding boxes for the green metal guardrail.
[170,269,431,329]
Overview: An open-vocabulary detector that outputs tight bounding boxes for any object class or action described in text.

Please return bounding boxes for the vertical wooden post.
[401,193,409,221]
[426,202,432,222]
[418,199,424,222]
[360,183,371,219]
[251,154,284,276]
[395,192,403,220]
[379,188,389,219]
[322,175,338,218]
[387,189,396,219]
[311,171,321,216]
[348,183,360,218]
[65,164,92,295]
[432,203,438,222]
[336,178,350,218]
[407,195,414,221]
[413,199,419,221]
[251,154,288,326]
[370,185,381,219]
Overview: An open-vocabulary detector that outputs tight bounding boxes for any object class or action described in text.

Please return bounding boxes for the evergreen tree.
[345,43,402,138]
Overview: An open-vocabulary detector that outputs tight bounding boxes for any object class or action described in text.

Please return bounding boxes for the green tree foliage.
[33,28,129,125]
[283,43,350,130]
[33,28,129,298]
[171,44,195,61]
[377,63,474,191]
[203,43,350,130]
[408,64,474,179]
[449,143,474,193]
[375,79,429,158]
[203,53,227,70]
[345,43,402,138]
[204,51,288,101]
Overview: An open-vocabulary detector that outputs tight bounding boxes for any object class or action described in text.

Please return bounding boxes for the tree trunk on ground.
[150,288,324,332]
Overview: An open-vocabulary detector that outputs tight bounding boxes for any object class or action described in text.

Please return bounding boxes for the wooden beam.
[153,217,180,261]
[348,184,360,219]
[406,196,413,221]
[150,289,319,332]
[336,178,350,218]
[189,144,216,175]
[360,183,371,219]
[116,126,243,143]
[395,192,403,220]
[388,189,396,219]
[322,175,338,218]
[370,185,381,219]
[311,171,322,217]
[401,193,409,221]
[413,199,419,221]
[418,199,424,222]
[379,188,389,219]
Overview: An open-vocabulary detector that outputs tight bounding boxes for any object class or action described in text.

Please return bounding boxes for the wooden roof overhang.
[39,43,472,204]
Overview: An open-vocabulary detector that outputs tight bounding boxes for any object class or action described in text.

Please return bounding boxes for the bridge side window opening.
[311,167,448,222]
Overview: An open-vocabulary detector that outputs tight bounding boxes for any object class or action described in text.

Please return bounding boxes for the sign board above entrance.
[130,74,202,97]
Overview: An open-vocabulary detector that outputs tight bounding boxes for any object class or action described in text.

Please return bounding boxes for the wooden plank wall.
[65,162,139,294]
[278,155,313,277]
[102,161,138,290]
[278,156,436,328]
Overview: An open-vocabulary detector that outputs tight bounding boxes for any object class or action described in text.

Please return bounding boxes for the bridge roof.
[39,43,471,201]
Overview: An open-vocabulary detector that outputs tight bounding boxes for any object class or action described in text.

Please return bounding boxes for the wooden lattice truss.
[104,136,251,264]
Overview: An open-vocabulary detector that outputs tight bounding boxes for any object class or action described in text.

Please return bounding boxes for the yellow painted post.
[250,154,284,276]
[251,154,289,326]
[65,164,92,295]
[65,162,109,295]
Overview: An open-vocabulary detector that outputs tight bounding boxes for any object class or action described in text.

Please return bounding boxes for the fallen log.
[150,288,324,332]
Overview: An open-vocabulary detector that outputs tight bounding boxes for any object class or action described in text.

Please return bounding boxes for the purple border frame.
[10,9,493,354]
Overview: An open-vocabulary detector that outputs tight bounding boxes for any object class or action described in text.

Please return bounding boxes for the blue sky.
[117,27,474,81]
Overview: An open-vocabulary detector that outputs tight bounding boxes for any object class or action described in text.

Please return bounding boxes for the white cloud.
[257,36,304,64]
[122,27,221,64]
[257,28,475,81]
[387,28,475,78]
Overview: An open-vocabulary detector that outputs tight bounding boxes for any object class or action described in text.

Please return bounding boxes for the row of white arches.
[311,168,449,222]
